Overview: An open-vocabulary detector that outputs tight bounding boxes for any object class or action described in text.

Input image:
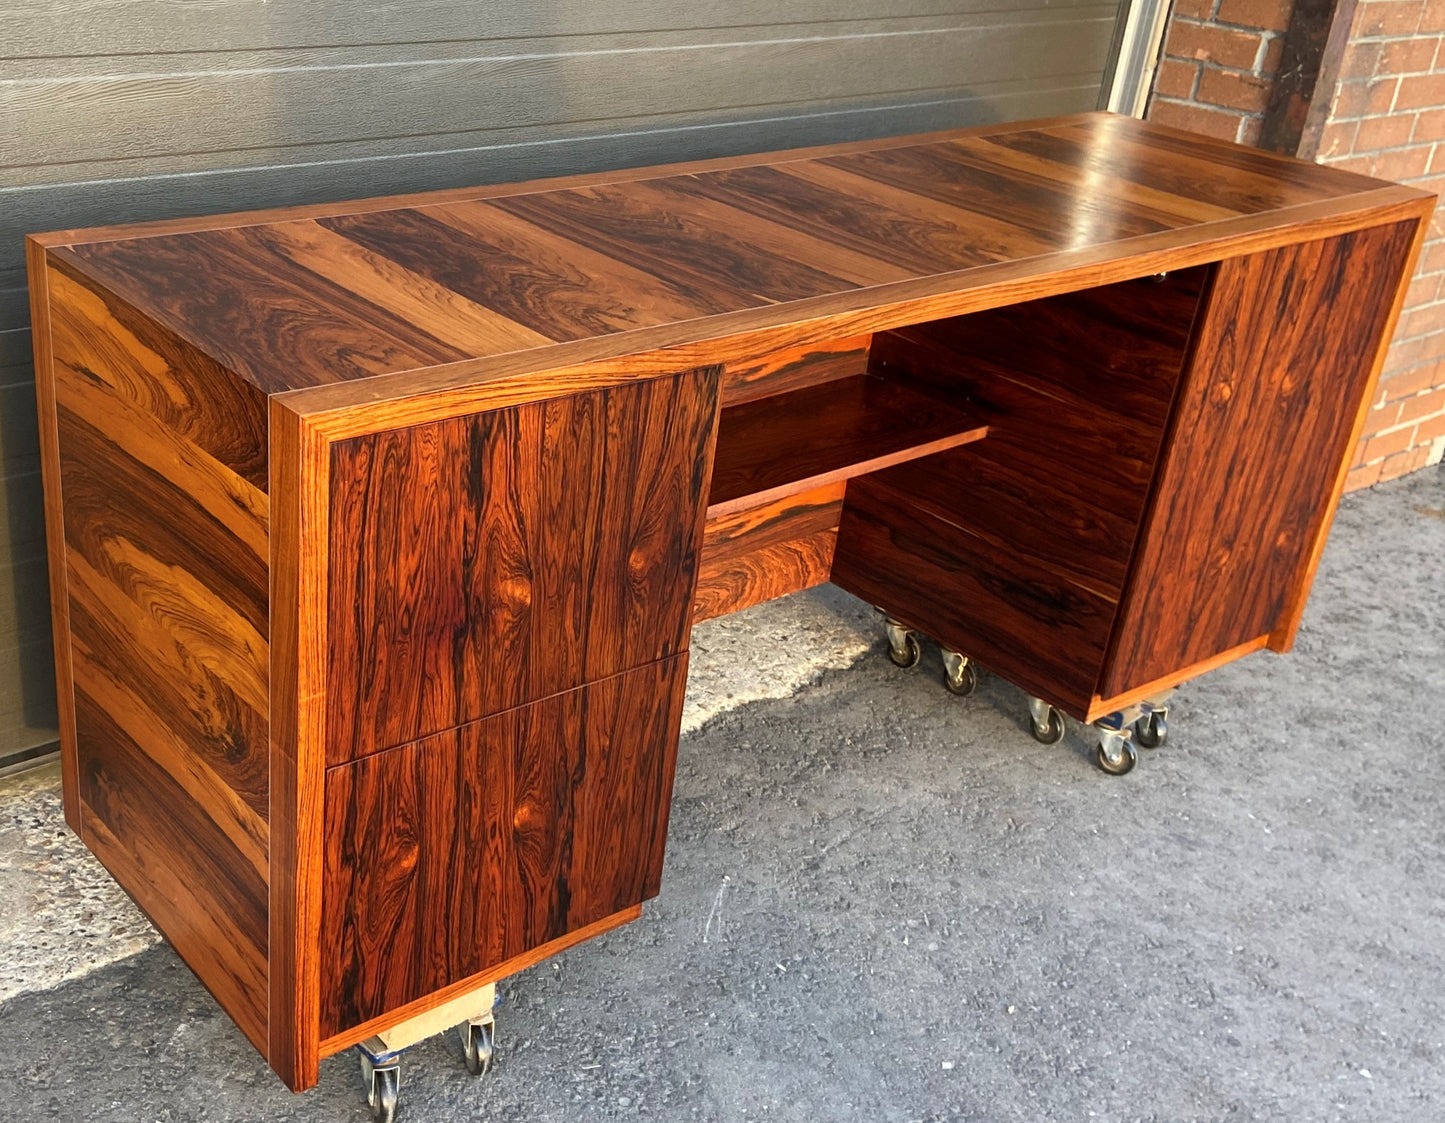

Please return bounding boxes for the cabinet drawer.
[320,654,687,1040]
[325,368,718,764]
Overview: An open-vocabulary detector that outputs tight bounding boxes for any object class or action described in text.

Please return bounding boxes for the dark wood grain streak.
[834,271,1207,716]
[324,205,737,342]
[823,139,1174,246]
[62,225,469,391]
[47,262,272,1060]
[46,256,269,490]
[1102,222,1419,697]
[320,656,687,1038]
[33,115,1422,417]
[719,336,869,407]
[487,179,860,306]
[833,483,1118,713]
[326,368,719,763]
[693,483,844,623]
[75,686,268,1051]
[678,163,1012,275]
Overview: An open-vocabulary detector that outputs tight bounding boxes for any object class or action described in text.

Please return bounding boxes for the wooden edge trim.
[317,905,643,1058]
[28,113,1104,250]
[283,186,1432,434]
[703,424,987,521]
[1085,635,1270,722]
[26,240,81,831]
[1269,198,1436,653]
[267,400,331,1092]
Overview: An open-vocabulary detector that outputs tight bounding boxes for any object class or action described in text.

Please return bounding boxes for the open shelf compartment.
[707,373,988,518]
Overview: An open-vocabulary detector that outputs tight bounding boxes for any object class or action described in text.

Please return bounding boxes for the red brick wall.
[1149,0,1296,143]
[1147,0,1445,487]
[1316,1,1445,486]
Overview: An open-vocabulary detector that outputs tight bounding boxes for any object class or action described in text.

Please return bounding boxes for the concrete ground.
[0,466,1441,1122]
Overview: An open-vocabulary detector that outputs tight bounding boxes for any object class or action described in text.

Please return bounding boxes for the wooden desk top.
[33,112,1431,417]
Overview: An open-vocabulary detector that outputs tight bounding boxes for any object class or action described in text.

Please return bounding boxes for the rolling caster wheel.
[1134,711,1168,749]
[884,619,922,669]
[1095,736,1138,776]
[941,650,977,696]
[1027,698,1065,745]
[460,1018,495,1077]
[359,1050,400,1123]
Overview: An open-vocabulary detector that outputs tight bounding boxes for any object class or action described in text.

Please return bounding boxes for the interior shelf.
[707,374,988,517]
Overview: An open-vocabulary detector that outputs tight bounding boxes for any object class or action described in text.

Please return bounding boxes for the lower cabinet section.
[320,655,687,1040]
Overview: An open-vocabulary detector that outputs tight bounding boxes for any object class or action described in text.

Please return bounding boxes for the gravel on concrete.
[0,466,1441,1123]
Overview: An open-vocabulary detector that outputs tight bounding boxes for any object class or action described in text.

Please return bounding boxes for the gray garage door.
[0,0,1125,763]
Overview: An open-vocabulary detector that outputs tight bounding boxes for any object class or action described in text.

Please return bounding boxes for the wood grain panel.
[45,256,268,490]
[59,227,468,391]
[326,368,719,763]
[693,483,844,623]
[708,374,985,517]
[866,270,1206,598]
[487,180,860,305]
[832,270,1208,715]
[833,482,1115,713]
[77,700,268,1053]
[1102,222,1419,697]
[33,116,1424,417]
[321,656,687,1039]
[720,336,869,407]
[26,240,79,826]
[47,259,271,1059]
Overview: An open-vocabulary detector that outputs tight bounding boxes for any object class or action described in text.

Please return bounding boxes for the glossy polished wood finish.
[694,483,845,624]
[326,368,717,764]
[1103,221,1419,698]
[708,374,985,518]
[45,258,271,1053]
[321,656,686,1038]
[29,113,1433,1095]
[41,112,1414,417]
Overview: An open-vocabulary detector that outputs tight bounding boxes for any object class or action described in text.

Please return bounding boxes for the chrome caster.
[941,649,977,696]
[1093,715,1137,776]
[1027,696,1065,744]
[884,618,921,669]
[358,1045,401,1123]
[1134,705,1168,749]
[458,1014,495,1077]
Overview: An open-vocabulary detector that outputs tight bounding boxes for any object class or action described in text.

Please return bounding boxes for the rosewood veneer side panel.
[1102,220,1421,698]
[45,259,271,1054]
[326,367,719,764]
[321,656,688,1040]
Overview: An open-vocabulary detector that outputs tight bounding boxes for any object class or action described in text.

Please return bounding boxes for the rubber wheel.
[368,1066,399,1123]
[944,661,978,696]
[888,632,922,669]
[462,1021,495,1077]
[1096,739,1138,776]
[1135,712,1167,749]
[1030,709,1065,745]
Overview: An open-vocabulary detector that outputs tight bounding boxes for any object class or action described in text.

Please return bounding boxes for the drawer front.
[326,367,718,764]
[320,655,686,1040]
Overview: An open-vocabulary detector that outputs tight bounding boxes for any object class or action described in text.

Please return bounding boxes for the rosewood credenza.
[27,112,1432,1110]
